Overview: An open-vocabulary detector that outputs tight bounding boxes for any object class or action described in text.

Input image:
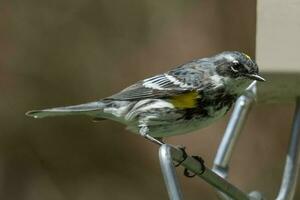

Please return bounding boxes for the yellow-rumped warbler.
[26,51,265,145]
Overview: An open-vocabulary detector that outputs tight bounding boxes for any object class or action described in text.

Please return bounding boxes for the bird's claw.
[174,146,188,167]
[183,155,205,178]
[174,147,206,178]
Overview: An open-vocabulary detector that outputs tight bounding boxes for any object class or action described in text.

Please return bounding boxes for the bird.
[26,51,265,145]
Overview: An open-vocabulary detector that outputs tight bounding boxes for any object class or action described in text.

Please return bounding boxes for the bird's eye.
[231,61,240,73]
[231,66,239,73]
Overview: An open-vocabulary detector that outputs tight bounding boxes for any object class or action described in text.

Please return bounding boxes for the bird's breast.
[181,92,237,120]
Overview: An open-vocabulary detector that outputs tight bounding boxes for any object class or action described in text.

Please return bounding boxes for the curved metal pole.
[276,97,300,200]
[213,81,257,178]
[159,144,184,200]
[159,144,252,200]
[213,82,264,200]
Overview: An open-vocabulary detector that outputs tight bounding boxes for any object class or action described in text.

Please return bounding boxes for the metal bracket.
[275,98,300,200]
[159,144,252,200]
[158,81,300,200]
[212,82,264,200]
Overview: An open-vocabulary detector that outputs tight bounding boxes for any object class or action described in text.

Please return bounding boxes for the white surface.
[256,0,300,73]
[256,0,300,103]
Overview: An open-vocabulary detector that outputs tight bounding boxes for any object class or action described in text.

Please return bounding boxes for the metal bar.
[159,144,184,200]
[213,81,257,178]
[159,144,251,200]
[276,97,300,200]
[212,82,264,200]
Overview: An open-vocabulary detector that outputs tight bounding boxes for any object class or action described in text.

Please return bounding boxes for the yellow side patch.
[242,53,251,60]
[170,91,199,109]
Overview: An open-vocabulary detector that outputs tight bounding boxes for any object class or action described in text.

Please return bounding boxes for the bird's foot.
[138,125,205,177]
[175,147,206,178]
[174,145,188,167]
[183,155,205,178]
[143,134,165,146]
[139,126,164,146]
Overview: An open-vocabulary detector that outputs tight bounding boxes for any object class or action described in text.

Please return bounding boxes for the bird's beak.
[244,74,266,82]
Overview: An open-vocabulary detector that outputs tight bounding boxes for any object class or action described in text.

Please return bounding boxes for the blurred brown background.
[0,0,298,199]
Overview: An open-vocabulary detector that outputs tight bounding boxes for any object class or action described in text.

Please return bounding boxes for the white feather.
[125,99,174,121]
[142,76,166,90]
[164,73,190,88]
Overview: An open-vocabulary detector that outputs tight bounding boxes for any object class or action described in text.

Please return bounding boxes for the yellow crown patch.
[242,53,251,60]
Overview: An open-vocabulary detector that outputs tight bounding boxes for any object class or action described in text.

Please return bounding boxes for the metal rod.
[159,144,184,200]
[159,144,252,200]
[212,82,264,200]
[276,97,300,200]
[213,81,257,178]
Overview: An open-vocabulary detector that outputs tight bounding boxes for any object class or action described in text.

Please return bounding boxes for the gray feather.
[26,101,105,119]
[107,75,188,100]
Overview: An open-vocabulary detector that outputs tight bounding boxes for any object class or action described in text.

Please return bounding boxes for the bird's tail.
[26,101,105,119]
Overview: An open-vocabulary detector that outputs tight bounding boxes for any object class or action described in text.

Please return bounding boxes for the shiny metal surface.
[159,145,183,200]
[159,144,251,200]
[212,82,264,200]
[213,82,257,178]
[276,98,300,200]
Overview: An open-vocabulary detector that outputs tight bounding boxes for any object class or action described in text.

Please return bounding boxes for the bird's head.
[214,51,265,82]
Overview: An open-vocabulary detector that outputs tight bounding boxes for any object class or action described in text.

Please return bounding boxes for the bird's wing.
[106,74,188,100]
[106,61,211,101]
